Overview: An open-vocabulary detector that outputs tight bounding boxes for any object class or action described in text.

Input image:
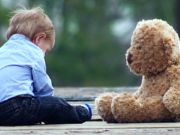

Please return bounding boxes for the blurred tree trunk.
[175,0,180,35]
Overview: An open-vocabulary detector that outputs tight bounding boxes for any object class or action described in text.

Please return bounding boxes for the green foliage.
[0,2,10,45]
[45,0,136,86]
[120,0,176,25]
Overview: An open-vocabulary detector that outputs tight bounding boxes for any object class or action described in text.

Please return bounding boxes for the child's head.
[6,6,55,54]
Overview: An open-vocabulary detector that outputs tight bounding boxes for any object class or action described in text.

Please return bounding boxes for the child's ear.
[33,33,46,45]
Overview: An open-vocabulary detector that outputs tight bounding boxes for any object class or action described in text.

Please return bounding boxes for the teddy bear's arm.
[163,65,180,115]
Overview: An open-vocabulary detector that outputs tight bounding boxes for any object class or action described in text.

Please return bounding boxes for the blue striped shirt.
[0,34,54,103]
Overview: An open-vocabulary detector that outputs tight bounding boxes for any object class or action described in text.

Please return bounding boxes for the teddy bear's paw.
[111,93,144,123]
[95,92,118,123]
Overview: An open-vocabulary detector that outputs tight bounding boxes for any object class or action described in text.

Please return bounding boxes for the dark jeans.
[0,96,91,125]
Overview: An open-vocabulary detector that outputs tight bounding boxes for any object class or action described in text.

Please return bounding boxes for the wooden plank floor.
[1,87,180,135]
[1,122,180,134]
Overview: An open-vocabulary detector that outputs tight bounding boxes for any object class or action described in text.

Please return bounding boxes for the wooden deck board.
[2,87,180,134]
[1,122,180,130]
[54,87,138,101]
[1,122,180,134]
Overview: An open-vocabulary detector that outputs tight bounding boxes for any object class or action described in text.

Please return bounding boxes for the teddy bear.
[95,19,180,123]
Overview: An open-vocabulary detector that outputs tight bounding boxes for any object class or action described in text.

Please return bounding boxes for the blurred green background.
[0,0,179,87]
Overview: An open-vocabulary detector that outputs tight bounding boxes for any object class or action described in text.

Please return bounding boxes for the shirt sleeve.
[32,55,54,97]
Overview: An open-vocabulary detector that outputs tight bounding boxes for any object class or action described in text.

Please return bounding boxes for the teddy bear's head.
[126,19,179,76]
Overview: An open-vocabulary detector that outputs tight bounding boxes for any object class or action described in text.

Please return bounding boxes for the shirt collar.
[9,34,45,57]
[9,34,31,42]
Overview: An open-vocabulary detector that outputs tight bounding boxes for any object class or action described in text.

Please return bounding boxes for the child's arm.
[32,55,54,97]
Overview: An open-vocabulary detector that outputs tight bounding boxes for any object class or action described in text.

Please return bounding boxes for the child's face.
[38,37,54,55]
[33,33,55,55]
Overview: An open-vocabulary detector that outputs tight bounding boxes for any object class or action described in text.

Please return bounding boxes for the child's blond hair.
[6,7,55,41]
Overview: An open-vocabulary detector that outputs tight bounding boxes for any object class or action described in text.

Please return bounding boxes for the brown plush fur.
[95,19,180,123]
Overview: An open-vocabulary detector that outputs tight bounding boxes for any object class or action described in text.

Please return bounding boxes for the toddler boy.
[0,7,92,125]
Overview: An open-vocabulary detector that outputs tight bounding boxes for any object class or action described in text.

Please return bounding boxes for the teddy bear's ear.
[161,24,180,65]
